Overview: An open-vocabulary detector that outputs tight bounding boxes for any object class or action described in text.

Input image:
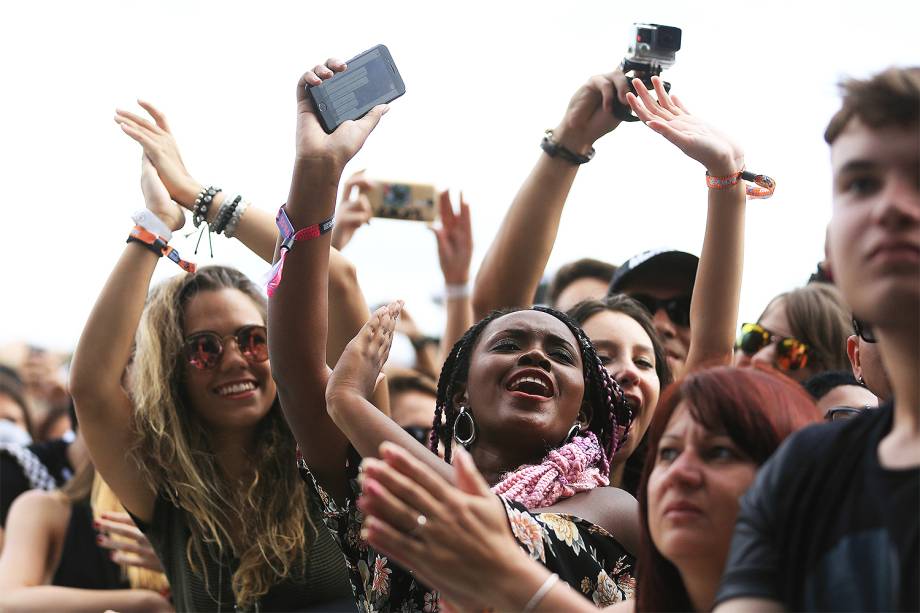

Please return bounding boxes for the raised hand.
[327,301,403,404]
[626,76,745,175]
[94,512,165,573]
[431,191,473,285]
[296,59,389,167]
[140,155,185,232]
[331,170,375,250]
[116,101,201,207]
[552,68,629,153]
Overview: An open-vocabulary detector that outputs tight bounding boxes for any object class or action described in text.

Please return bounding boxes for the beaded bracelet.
[192,186,222,227]
[705,168,776,199]
[127,225,197,273]
[212,194,241,235]
[265,205,335,297]
[224,199,249,239]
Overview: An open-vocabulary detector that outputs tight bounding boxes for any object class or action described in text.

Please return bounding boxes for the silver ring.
[408,513,427,538]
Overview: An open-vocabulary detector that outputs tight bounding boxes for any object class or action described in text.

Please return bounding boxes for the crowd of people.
[0,55,916,613]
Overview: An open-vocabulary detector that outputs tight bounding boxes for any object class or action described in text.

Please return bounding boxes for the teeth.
[216,382,256,396]
[509,375,550,394]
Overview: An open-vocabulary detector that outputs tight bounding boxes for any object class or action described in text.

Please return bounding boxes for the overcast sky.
[2,0,919,353]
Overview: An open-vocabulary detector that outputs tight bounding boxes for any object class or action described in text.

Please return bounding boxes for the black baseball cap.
[608,248,699,294]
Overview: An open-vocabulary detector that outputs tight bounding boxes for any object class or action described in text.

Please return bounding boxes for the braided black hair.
[428,306,631,465]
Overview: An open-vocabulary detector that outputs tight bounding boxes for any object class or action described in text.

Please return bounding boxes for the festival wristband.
[265,205,335,297]
[131,210,174,240]
[126,225,197,273]
[705,168,776,199]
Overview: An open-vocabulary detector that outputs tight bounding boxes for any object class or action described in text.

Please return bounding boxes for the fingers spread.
[651,76,679,114]
[625,92,656,123]
[631,78,673,121]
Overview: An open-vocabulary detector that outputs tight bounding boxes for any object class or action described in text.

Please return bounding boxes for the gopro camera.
[614,23,683,122]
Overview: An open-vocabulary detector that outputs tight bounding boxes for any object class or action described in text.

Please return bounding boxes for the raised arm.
[117,101,278,263]
[117,101,379,376]
[432,190,474,365]
[472,70,626,319]
[624,77,747,373]
[69,157,185,522]
[267,59,390,499]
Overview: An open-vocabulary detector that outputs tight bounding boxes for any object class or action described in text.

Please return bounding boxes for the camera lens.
[655,26,682,51]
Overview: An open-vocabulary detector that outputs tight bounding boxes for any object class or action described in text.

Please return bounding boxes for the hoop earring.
[564,423,581,445]
[453,405,477,448]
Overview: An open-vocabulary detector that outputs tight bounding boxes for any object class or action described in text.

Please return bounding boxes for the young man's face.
[828,119,920,330]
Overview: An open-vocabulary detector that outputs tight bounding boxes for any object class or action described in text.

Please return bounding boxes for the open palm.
[627,76,744,175]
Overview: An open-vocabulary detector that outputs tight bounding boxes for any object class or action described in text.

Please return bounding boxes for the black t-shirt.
[715,403,919,611]
[0,439,73,526]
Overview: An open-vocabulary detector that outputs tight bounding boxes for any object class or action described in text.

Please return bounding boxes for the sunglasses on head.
[852,318,877,344]
[631,294,692,327]
[736,322,810,371]
[182,325,269,370]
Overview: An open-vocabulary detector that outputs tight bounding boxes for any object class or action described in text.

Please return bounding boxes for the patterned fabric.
[0,442,57,491]
[298,455,636,612]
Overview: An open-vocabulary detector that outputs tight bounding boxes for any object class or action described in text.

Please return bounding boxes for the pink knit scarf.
[490,432,610,509]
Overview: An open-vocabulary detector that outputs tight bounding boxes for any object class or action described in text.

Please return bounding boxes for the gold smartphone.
[367,181,437,222]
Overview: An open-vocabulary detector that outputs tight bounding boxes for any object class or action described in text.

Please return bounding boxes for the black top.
[132,493,353,613]
[52,500,129,589]
[0,438,73,526]
[715,403,920,611]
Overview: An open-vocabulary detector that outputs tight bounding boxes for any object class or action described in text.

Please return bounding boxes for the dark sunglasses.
[825,405,874,422]
[403,425,432,446]
[182,325,269,370]
[736,322,810,371]
[631,294,692,327]
[852,318,877,343]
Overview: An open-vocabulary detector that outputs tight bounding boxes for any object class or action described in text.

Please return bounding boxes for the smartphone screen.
[308,44,406,133]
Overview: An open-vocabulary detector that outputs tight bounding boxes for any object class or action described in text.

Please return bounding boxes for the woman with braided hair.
[305,303,640,611]
[268,59,640,609]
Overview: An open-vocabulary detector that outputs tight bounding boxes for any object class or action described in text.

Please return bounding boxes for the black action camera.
[613,23,683,122]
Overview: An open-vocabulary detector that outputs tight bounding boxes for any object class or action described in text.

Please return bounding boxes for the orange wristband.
[706,168,776,199]
[127,225,197,273]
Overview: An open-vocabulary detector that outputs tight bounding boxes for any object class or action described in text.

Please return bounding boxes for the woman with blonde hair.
[70,101,372,608]
[734,283,851,382]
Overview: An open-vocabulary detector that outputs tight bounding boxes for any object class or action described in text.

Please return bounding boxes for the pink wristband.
[266,205,335,297]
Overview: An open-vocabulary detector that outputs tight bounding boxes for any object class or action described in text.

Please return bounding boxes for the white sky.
[2,0,919,353]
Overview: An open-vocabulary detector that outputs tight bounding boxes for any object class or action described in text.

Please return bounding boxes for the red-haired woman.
[354,366,821,612]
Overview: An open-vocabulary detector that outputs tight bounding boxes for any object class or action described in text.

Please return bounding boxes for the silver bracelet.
[225,199,249,238]
[522,572,558,613]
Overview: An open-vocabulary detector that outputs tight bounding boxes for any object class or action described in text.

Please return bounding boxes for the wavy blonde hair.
[91,476,170,594]
[129,266,312,609]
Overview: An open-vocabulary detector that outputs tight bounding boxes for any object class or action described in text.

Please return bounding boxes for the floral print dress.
[298,453,636,612]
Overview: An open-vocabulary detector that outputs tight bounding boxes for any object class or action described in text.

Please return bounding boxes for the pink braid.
[491,432,610,509]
